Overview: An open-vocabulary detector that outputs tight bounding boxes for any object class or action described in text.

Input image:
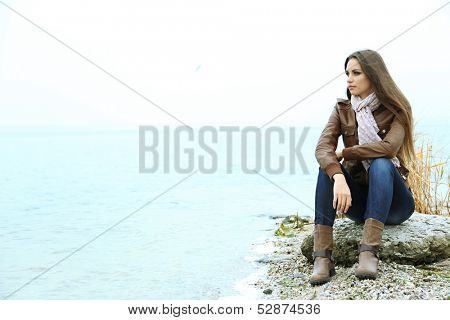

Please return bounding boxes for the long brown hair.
[344,49,415,164]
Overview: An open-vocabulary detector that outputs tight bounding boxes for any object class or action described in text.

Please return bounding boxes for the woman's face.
[346,58,373,99]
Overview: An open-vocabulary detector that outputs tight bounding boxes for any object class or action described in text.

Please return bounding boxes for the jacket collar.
[337,98,351,105]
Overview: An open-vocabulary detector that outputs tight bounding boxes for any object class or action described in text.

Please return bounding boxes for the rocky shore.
[253,213,450,300]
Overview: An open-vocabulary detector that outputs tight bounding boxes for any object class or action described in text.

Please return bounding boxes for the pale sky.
[0,0,449,127]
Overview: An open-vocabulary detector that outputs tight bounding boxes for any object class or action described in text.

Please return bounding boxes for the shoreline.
[224,233,277,300]
[250,215,449,300]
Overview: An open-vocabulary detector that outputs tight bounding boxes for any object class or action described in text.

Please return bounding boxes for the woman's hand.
[335,149,343,162]
[332,174,352,214]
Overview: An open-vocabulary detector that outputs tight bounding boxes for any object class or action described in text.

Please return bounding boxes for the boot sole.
[355,272,377,280]
[309,268,336,286]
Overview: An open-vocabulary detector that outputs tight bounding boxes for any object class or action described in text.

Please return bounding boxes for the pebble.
[263,288,273,295]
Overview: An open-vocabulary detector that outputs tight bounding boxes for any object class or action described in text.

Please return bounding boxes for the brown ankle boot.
[355,218,384,280]
[310,224,336,285]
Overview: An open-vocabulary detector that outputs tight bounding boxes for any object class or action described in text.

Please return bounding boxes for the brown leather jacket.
[315,98,410,189]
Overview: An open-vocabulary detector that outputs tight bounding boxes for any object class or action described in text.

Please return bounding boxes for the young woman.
[311,49,415,285]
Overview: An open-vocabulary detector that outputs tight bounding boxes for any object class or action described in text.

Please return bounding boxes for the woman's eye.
[353,72,360,75]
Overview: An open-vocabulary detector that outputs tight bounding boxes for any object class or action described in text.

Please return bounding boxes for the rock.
[270,215,290,219]
[301,213,450,266]
[263,288,273,295]
[256,254,292,264]
[282,215,311,224]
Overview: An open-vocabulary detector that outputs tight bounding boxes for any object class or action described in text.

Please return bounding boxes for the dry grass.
[406,133,449,216]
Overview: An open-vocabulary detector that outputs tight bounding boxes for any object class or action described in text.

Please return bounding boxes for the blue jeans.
[314,158,415,226]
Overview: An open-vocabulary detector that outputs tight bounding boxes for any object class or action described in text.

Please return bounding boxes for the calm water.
[0,126,321,299]
[0,124,447,299]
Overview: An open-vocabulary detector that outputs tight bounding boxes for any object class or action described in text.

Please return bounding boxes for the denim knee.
[369,157,394,174]
[318,166,330,180]
[318,165,343,180]
[385,211,414,225]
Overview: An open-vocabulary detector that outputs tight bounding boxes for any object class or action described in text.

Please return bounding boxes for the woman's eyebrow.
[345,68,361,72]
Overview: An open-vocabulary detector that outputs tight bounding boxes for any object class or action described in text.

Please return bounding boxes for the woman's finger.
[338,194,344,212]
[344,196,352,213]
[333,192,337,210]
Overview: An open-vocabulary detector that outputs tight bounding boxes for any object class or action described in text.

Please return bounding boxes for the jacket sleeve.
[342,115,405,160]
[315,105,343,180]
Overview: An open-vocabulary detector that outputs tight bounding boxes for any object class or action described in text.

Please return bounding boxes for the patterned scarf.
[351,92,400,171]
